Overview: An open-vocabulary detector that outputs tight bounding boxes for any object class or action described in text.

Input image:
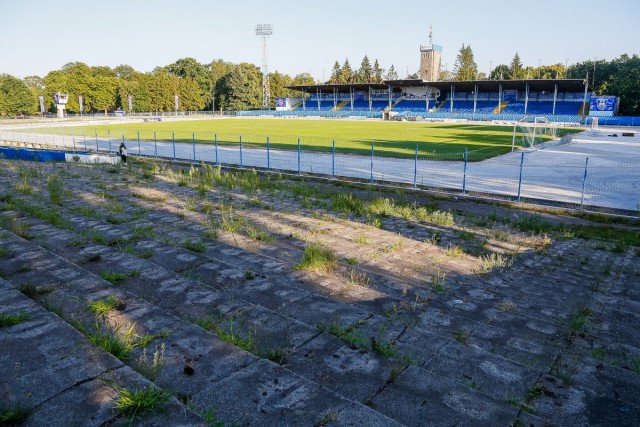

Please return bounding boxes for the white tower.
[255,24,273,110]
[54,92,69,118]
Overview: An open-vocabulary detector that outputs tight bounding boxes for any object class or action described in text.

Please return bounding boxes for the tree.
[210,59,233,112]
[599,54,640,115]
[509,53,525,80]
[535,64,566,79]
[373,59,384,83]
[340,59,353,84]
[179,77,205,111]
[329,61,342,84]
[292,73,315,86]
[490,64,510,80]
[90,75,117,115]
[0,74,37,115]
[114,64,136,80]
[220,63,262,111]
[453,44,478,81]
[269,71,293,106]
[357,55,373,83]
[384,65,398,80]
[166,58,210,109]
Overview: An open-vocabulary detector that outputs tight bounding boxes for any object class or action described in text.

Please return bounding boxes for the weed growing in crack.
[100,270,140,284]
[295,243,337,272]
[346,269,370,287]
[18,283,53,298]
[445,244,464,257]
[132,225,154,239]
[183,239,207,253]
[0,312,31,327]
[135,343,166,381]
[18,264,32,273]
[454,330,470,345]
[104,380,171,424]
[568,306,592,335]
[429,270,447,293]
[0,404,30,425]
[77,321,159,360]
[47,174,63,205]
[41,298,64,318]
[137,249,155,259]
[207,317,255,353]
[497,300,517,312]
[87,295,126,316]
[474,253,513,274]
[317,320,367,349]
[355,234,369,245]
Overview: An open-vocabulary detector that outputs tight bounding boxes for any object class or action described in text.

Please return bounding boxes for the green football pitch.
[66,118,578,161]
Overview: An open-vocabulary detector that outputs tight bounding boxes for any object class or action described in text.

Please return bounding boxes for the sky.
[2,0,639,81]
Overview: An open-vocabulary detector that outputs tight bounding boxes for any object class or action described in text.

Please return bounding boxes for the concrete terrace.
[0,157,639,426]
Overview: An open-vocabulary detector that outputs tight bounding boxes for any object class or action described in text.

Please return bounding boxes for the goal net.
[512,117,558,149]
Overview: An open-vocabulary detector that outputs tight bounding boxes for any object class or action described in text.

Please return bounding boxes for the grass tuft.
[295,243,337,272]
[0,312,31,327]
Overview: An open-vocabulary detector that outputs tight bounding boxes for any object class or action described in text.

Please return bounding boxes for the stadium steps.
[333,100,349,111]
[0,166,420,425]
[0,276,206,425]
[7,161,633,425]
[494,101,509,114]
[434,100,447,111]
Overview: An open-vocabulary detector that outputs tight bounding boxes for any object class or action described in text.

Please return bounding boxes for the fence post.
[462,148,468,194]
[517,152,525,202]
[370,143,374,184]
[297,138,301,175]
[72,129,76,150]
[83,129,87,150]
[267,136,270,171]
[413,144,418,190]
[121,129,125,149]
[192,132,196,164]
[95,129,98,151]
[154,131,158,158]
[61,127,65,147]
[239,135,243,168]
[580,157,589,208]
[107,129,111,152]
[511,123,517,152]
[172,132,176,160]
[214,133,218,165]
[137,131,141,155]
[332,140,335,178]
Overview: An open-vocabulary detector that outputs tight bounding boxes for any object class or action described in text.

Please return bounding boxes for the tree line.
[0,58,315,116]
[1,52,639,116]
[447,46,640,115]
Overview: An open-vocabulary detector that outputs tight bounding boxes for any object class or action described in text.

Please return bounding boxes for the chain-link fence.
[1,127,638,216]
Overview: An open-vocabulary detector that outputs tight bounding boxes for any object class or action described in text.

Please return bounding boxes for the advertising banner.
[589,96,617,116]
[275,97,289,111]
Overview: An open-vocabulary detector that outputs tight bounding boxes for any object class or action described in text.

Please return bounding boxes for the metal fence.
[1,128,638,216]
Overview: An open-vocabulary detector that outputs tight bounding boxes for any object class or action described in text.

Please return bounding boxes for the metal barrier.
[1,128,638,216]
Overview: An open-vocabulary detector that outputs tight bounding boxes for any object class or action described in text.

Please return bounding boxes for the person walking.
[119,142,127,164]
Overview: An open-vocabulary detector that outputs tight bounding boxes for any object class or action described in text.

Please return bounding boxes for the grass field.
[62,118,580,161]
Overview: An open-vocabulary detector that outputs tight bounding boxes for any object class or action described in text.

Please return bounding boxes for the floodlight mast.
[256,24,273,110]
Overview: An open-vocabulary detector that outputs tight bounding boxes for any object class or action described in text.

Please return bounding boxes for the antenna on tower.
[255,24,273,110]
[429,25,433,45]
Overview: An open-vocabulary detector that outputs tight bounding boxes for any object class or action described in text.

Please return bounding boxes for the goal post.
[511,117,558,150]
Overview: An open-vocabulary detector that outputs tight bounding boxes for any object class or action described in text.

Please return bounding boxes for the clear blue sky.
[2,0,638,80]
